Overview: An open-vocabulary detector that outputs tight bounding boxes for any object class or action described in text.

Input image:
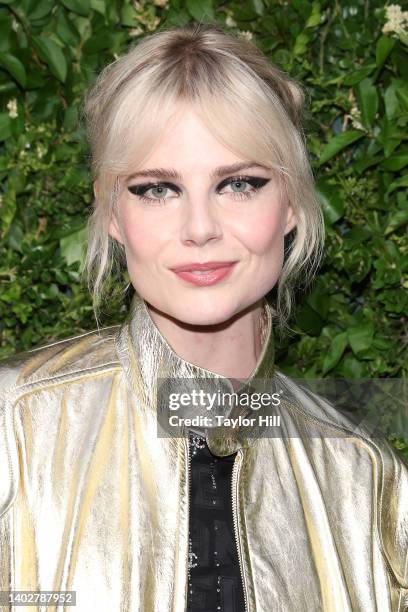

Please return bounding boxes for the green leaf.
[396,82,408,109]
[344,227,372,243]
[185,0,214,21]
[63,106,78,131]
[0,112,12,141]
[384,209,408,235]
[56,11,81,47]
[0,52,26,87]
[315,180,345,224]
[305,1,320,27]
[354,154,383,174]
[355,78,379,129]
[322,332,348,375]
[348,323,374,356]
[296,302,323,335]
[27,0,55,20]
[342,65,375,86]
[90,0,105,15]
[318,130,364,166]
[384,81,400,120]
[398,31,408,46]
[376,35,395,68]
[381,154,408,171]
[120,4,135,26]
[7,221,24,253]
[293,32,310,56]
[82,30,114,54]
[386,175,408,195]
[338,354,366,379]
[32,35,68,83]
[60,226,87,266]
[60,0,91,16]
[377,117,403,157]
[251,0,264,16]
[0,192,16,236]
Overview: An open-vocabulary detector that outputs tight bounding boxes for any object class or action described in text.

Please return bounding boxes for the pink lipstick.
[170,261,237,286]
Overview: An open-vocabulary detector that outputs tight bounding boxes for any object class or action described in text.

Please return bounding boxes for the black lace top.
[186,430,246,612]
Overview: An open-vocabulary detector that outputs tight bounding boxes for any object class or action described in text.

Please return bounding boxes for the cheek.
[119,207,160,261]
[236,208,285,255]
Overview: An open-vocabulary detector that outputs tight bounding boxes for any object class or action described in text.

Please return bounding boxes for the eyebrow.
[126,162,270,181]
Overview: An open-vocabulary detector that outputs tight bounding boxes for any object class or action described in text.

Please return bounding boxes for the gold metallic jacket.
[1,292,407,611]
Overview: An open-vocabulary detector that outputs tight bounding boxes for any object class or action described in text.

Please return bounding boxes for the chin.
[165,296,247,328]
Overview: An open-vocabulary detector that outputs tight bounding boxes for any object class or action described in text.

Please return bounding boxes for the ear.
[284,204,297,236]
[108,212,124,245]
[94,179,125,245]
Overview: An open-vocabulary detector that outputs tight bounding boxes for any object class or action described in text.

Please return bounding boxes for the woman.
[0,22,407,612]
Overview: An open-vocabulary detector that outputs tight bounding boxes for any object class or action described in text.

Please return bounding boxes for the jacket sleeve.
[378,440,408,595]
[0,382,19,595]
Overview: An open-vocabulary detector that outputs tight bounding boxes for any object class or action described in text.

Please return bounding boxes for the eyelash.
[127,175,270,206]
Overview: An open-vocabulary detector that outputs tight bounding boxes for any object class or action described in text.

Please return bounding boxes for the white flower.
[153,0,169,7]
[382,4,408,36]
[11,18,19,32]
[239,30,253,41]
[7,98,18,119]
[226,15,237,27]
[36,143,47,159]
[129,26,143,37]
[349,105,364,131]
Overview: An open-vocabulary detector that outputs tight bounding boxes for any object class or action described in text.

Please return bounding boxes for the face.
[107,103,296,326]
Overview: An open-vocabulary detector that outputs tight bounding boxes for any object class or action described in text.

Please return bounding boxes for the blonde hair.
[81,22,324,334]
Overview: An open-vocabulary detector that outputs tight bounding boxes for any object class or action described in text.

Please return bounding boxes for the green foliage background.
[0,0,407,456]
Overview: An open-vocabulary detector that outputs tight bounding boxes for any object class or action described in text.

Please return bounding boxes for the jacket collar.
[115,291,275,456]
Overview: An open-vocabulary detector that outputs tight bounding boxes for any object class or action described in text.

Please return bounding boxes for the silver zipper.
[184,432,192,609]
[231,449,249,612]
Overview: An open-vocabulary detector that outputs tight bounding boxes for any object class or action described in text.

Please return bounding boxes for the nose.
[180,194,223,247]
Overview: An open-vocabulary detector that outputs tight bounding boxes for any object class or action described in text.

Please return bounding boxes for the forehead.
[126,102,268,175]
[116,95,282,180]
[139,104,228,157]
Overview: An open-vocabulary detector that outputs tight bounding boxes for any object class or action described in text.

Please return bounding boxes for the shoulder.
[0,324,122,518]
[372,434,408,589]
[274,368,408,588]
[0,324,122,396]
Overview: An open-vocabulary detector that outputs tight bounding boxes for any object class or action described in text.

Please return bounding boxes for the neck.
[145,299,266,380]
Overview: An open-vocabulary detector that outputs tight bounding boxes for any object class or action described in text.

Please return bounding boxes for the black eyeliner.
[127,176,271,196]
[127,181,178,196]
[216,176,270,191]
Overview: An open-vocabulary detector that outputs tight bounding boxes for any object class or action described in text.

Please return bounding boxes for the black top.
[186,430,246,612]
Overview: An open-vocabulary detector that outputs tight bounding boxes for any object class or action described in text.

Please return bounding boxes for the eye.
[218,175,271,200]
[126,175,271,206]
[127,182,180,206]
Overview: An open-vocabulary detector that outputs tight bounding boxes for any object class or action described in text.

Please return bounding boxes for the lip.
[170,261,237,272]
[170,261,238,287]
